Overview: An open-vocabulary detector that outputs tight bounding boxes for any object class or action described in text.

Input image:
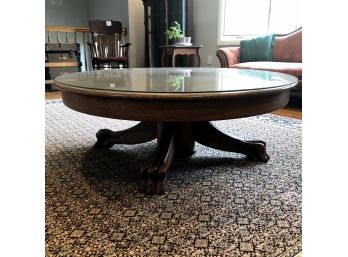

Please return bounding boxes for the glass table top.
[55,68,297,94]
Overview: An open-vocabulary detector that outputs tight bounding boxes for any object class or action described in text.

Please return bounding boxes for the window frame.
[217,0,242,46]
[217,0,301,46]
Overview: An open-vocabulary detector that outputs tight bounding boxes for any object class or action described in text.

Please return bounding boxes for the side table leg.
[161,49,165,67]
[193,121,270,162]
[196,49,201,67]
[172,53,176,67]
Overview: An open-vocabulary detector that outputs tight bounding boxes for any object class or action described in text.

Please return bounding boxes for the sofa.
[216,28,302,104]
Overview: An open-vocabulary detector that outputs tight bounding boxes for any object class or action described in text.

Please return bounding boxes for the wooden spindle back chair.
[89,20,131,70]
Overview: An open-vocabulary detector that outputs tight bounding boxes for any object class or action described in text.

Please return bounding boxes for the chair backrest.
[89,20,124,58]
[273,27,302,63]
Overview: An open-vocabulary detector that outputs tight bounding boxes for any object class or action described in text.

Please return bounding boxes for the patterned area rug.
[45,100,302,257]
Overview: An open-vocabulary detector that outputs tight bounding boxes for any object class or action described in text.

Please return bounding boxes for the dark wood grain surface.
[54,68,297,194]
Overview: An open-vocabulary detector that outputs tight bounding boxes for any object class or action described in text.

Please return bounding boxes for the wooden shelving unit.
[45,62,80,68]
[45,26,90,91]
[45,44,82,91]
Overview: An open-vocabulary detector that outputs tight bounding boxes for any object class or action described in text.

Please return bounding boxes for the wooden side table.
[159,45,203,67]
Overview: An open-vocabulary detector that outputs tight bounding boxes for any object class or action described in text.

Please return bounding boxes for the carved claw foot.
[138,164,166,195]
[94,122,157,149]
[93,121,271,195]
[137,123,175,195]
[94,129,116,148]
[193,121,270,163]
[245,140,270,163]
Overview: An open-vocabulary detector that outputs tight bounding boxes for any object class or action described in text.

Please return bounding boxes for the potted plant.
[165,21,186,44]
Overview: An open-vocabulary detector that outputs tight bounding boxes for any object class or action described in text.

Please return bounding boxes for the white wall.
[128,0,145,68]
[45,0,89,26]
[192,0,220,67]
[87,0,129,29]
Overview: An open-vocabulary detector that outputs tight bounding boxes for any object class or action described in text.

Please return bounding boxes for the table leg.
[196,49,201,67]
[161,49,166,67]
[94,121,157,149]
[172,52,176,67]
[192,121,269,162]
[138,122,176,194]
[185,54,189,67]
[94,121,269,195]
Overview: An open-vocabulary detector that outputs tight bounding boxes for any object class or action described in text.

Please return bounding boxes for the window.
[217,0,302,45]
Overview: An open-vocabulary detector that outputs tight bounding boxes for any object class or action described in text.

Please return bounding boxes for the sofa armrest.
[216,47,241,68]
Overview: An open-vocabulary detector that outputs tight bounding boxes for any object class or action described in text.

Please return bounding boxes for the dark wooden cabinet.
[142,0,193,67]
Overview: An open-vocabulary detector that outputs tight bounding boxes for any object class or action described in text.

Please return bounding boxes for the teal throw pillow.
[240,34,275,63]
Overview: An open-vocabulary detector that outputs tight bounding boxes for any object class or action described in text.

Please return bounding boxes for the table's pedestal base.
[94,121,269,195]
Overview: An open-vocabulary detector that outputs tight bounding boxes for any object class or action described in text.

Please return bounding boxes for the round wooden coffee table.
[54,68,298,194]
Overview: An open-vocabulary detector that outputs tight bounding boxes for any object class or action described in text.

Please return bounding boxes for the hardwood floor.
[45,91,62,100]
[272,105,302,119]
[45,91,302,120]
